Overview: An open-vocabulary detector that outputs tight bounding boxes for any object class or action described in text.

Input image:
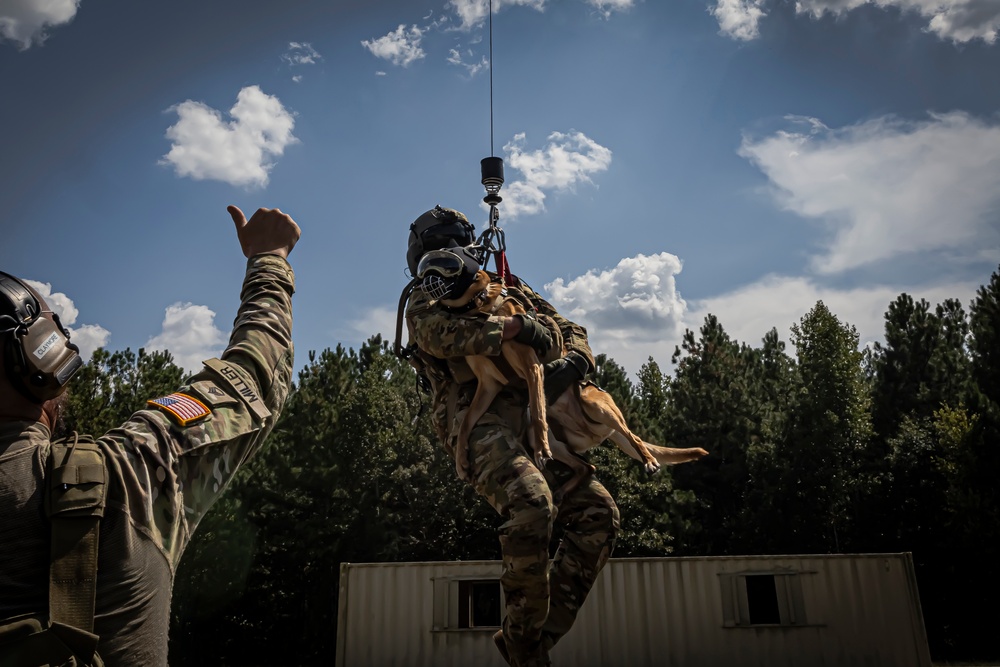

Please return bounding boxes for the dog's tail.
[608,430,708,466]
[643,442,709,466]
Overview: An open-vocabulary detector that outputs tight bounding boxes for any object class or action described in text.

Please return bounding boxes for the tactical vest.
[0,434,108,667]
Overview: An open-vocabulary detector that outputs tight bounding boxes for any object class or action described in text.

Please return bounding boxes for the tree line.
[58,265,1000,664]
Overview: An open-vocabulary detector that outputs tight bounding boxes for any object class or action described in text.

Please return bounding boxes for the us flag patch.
[147,392,211,426]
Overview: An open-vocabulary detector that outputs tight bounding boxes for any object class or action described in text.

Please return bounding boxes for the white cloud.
[544,253,688,372]
[23,279,110,361]
[713,0,1000,43]
[798,0,1000,42]
[0,0,79,50]
[498,131,613,218]
[587,0,637,18]
[361,24,426,66]
[447,47,489,76]
[282,41,322,65]
[342,306,398,347]
[739,112,1000,274]
[711,0,768,40]
[145,303,228,375]
[160,85,298,189]
[447,0,547,30]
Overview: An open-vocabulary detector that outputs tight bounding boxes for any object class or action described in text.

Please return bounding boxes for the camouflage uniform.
[406,274,620,667]
[0,254,295,666]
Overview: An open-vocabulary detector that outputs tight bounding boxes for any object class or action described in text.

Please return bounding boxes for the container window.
[457,580,502,629]
[719,570,808,628]
[745,574,781,625]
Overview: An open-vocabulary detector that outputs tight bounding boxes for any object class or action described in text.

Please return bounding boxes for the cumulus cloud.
[144,303,228,375]
[498,131,613,218]
[712,0,768,40]
[543,253,688,371]
[712,0,1000,43]
[160,85,298,189]
[739,112,1000,274]
[23,280,110,361]
[361,24,426,66]
[0,0,79,50]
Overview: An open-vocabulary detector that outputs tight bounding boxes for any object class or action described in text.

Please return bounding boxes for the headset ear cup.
[13,316,82,402]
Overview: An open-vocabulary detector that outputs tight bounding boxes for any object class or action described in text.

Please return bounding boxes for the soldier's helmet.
[406,206,476,276]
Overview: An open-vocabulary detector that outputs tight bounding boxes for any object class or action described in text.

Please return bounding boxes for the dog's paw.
[534,450,552,470]
[455,448,473,483]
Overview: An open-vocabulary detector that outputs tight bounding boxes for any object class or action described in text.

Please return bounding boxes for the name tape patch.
[148,392,211,426]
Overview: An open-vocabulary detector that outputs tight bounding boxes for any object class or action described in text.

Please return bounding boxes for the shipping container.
[336,553,931,667]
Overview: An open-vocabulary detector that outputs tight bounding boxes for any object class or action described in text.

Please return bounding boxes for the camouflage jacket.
[0,254,295,666]
[405,272,594,451]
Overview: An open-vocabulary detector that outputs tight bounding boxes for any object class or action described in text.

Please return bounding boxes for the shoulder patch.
[147,392,212,426]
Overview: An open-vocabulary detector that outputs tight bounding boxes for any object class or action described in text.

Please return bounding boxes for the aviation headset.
[0,271,82,403]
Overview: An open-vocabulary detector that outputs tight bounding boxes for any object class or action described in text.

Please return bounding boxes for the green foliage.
[663,315,760,554]
[870,294,971,442]
[780,301,871,554]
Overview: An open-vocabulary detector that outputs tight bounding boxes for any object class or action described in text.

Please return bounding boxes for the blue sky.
[1,0,998,378]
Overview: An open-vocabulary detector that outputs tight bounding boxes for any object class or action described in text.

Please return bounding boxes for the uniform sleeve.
[406,287,505,359]
[518,279,595,372]
[97,254,295,568]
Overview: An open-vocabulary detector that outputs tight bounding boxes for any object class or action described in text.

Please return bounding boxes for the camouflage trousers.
[458,392,620,666]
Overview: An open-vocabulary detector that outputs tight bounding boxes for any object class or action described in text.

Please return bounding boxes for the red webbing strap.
[496,251,515,287]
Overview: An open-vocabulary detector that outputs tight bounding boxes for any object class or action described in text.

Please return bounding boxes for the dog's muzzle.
[421,274,453,302]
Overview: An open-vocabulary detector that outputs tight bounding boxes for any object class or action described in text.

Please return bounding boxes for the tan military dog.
[438,270,551,483]
[439,270,708,499]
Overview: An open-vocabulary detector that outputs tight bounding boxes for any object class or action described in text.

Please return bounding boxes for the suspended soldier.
[401,205,620,667]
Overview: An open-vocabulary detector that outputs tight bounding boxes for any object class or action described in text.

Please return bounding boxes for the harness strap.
[45,434,107,635]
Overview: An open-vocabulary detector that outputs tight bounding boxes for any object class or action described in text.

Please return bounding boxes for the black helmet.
[406,205,476,276]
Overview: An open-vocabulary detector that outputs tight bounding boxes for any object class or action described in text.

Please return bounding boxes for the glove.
[544,351,589,405]
[512,313,553,358]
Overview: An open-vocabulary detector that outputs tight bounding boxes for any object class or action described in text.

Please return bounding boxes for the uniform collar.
[0,419,50,443]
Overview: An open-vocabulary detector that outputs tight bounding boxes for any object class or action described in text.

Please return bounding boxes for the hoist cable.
[489,0,495,157]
